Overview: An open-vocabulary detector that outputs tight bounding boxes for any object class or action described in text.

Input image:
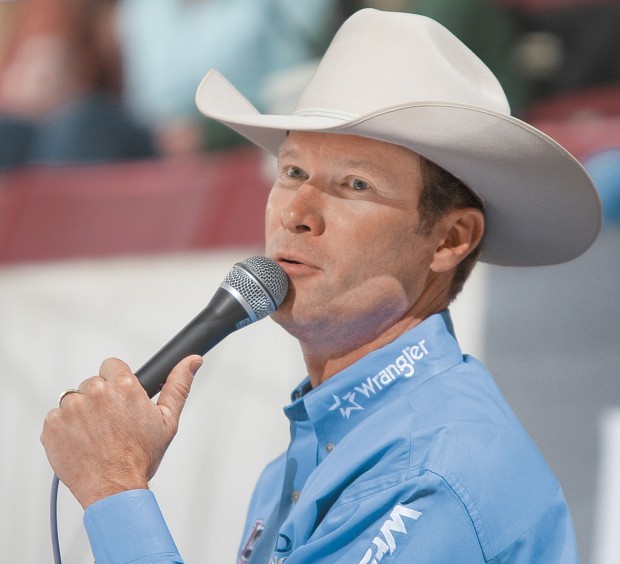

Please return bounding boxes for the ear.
[429,208,485,273]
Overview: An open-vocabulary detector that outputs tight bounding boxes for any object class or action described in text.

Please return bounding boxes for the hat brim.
[197,70,602,267]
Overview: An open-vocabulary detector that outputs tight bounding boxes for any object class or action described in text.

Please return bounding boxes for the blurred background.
[0,0,618,561]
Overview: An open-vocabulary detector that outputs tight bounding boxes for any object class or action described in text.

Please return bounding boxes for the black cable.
[50,473,62,564]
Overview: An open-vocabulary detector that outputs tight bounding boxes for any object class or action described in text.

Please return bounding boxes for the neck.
[301,283,449,388]
[301,315,421,388]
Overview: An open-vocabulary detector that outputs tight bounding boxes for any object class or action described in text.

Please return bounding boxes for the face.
[265,131,447,350]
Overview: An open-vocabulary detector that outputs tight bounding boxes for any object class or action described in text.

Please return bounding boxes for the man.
[41,9,601,563]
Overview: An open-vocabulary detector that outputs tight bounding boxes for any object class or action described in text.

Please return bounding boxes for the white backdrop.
[0,248,485,563]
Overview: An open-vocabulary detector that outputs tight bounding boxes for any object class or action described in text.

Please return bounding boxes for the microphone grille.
[224,256,289,320]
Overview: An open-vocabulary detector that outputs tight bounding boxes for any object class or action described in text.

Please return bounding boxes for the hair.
[416,157,485,303]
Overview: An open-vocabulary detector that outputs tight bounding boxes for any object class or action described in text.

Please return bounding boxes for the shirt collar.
[283,310,463,450]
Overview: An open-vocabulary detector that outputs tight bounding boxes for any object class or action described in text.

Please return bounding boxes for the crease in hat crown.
[194,8,602,267]
[289,9,511,119]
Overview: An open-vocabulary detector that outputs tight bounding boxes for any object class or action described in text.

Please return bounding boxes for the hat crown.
[295,9,510,118]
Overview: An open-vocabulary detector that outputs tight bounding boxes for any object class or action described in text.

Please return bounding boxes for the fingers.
[157,355,203,421]
[95,357,148,400]
[56,355,201,416]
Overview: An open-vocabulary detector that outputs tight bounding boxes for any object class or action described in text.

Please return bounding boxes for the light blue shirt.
[84,311,579,562]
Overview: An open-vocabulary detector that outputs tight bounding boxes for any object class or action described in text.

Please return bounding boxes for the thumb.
[156,355,203,421]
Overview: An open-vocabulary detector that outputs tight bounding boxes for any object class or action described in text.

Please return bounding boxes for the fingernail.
[189,358,203,377]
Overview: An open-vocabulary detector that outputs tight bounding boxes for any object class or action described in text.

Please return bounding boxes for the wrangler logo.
[359,505,422,563]
[329,391,364,418]
[329,340,429,419]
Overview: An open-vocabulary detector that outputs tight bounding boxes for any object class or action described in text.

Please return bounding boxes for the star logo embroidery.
[328,392,364,418]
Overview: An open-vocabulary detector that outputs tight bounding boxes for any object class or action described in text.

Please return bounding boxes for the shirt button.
[325,442,335,453]
[291,490,300,503]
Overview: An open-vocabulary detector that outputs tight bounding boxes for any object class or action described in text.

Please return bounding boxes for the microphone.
[135,256,288,398]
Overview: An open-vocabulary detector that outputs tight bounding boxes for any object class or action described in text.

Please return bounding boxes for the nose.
[280,183,326,235]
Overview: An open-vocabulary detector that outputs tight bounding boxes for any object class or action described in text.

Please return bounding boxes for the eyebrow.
[277,147,299,162]
[277,147,384,176]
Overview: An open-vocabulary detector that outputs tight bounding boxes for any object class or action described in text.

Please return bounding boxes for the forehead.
[278,131,423,176]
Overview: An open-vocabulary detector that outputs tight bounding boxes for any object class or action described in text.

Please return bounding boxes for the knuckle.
[116,373,138,394]
[44,408,61,427]
[41,408,63,441]
[175,380,191,400]
[79,375,106,395]
[100,357,131,378]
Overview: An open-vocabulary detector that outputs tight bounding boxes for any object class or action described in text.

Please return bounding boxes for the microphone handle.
[135,287,251,398]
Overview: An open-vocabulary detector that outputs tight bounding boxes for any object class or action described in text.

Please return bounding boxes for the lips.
[273,253,320,275]
[274,253,312,267]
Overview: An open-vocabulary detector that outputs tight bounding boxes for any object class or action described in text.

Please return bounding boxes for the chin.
[270,300,324,341]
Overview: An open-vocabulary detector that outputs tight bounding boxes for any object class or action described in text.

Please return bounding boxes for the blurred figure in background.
[115,0,338,156]
[0,0,337,168]
[0,0,155,169]
[503,0,620,104]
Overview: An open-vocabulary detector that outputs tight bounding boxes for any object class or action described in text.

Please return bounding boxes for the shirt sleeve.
[283,470,486,563]
[83,489,183,564]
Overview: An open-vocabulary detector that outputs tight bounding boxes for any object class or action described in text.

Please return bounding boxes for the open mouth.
[281,258,302,265]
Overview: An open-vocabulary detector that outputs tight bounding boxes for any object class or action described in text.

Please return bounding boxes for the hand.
[41,355,203,508]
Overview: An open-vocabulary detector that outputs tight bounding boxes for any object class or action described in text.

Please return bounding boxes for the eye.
[285,165,307,179]
[348,178,371,191]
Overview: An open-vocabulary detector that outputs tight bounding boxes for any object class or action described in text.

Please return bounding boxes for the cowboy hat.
[195,8,602,266]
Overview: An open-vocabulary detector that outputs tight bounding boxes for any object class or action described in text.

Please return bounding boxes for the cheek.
[345,212,415,260]
[348,222,433,287]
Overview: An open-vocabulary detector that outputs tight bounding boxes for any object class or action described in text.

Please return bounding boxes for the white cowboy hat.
[195,8,602,266]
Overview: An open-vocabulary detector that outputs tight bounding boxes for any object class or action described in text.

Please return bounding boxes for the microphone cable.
[50,473,62,563]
